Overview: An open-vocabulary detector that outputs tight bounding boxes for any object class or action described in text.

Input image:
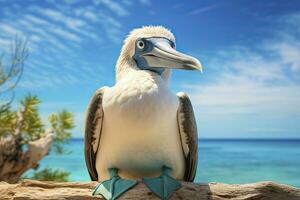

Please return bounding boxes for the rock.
[0,179,299,200]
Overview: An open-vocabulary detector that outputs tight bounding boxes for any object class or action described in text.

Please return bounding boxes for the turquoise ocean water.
[25,139,300,187]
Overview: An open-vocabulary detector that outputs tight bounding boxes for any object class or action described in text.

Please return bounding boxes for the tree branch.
[0,36,28,112]
[0,129,53,183]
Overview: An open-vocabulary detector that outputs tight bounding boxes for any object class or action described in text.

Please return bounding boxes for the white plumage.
[96,70,185,181]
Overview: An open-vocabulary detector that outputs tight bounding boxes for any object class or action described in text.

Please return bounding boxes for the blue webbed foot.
[143,167,181,200]
[93,168,138,200]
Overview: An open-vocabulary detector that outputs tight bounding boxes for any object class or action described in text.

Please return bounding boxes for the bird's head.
[116,26,202,81]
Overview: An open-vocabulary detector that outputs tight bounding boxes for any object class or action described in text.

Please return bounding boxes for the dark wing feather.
[84,87,107,181]
[176,92,198,182]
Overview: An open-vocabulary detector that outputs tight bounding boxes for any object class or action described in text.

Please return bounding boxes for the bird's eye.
[137,40,145,49]
[171,42,176,49]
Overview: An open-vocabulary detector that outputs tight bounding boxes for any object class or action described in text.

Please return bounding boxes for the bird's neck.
[115,58,171,84]
[119,69,166,86]
[116,58,137,82]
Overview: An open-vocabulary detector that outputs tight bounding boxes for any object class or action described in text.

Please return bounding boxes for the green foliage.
[0,106,16,137]
[0,94,75,181]
[49,110,74,154]
[0,59,6,85]
[28,168,70,182]
[20,94,45,141]
[0,94,74,147]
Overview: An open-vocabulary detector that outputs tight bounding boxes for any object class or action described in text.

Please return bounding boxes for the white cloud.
[171,11,300,137]
[0,1,126,91]
[189,75,300,116]
[24,14,50,26]
[74,7,122,43]
[16,14,77,50]
[30,6,107,43]
[37,8,84,28]
[39,9,66,21]
[0,23,27,53]
[269,41,300,71]
[93,0,129,16]
[182,13,300,136]
[185,12,300,115]
[0,24,19,35]
[0,38,10,53]
[187,44,300,115]
[48,26,81,42]
[188,4,218,16]
[80,10,98,22]
[0,38,10,46]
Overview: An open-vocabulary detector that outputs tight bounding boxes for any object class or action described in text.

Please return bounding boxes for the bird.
[85,26,202,200]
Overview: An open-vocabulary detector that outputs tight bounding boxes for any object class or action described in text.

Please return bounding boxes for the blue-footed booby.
[85,26,202,200]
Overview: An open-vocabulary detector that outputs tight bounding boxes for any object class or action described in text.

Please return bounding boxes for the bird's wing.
[176,92,198,182]
[84,87,108,181]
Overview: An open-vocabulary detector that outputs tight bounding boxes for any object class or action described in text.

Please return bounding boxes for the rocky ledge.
[0,179,299,200]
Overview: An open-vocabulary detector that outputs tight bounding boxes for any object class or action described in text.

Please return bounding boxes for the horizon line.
[71,137,300,140]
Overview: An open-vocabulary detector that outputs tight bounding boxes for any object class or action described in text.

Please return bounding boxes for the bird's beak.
[143,39,203,72]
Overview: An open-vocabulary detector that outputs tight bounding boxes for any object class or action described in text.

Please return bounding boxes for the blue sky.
[0,0,300,138]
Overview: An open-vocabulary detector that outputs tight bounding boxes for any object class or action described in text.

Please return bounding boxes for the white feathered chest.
[95,71,185,181]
